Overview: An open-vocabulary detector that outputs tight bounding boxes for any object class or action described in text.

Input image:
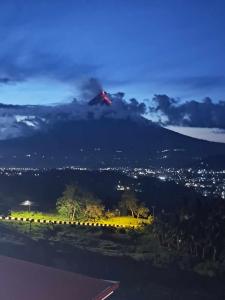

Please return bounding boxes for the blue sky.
[0,0,225,105]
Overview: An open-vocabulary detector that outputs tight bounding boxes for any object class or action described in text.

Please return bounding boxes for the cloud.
[0,115,41,140]
[166,126,225,144]
[50,92,147,121]
[0,48,98,84]
[78,78,102,100]
[151,95,225,128]
[168,75,225,90]
[0,77,11,84]
[0,87,147,140]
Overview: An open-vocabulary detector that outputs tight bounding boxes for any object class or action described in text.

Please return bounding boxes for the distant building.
[0,255,119,300]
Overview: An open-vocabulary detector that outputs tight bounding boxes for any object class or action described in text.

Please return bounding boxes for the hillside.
[0,118,224,168]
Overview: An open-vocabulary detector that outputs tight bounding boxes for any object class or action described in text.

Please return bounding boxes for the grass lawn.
[9,211,152,228]
[100,216,150,227]
[10,211,68,222]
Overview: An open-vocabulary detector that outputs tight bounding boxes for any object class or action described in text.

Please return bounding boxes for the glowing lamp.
[20,200,33,211]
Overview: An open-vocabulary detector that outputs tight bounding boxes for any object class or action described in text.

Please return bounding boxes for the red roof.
[0,255,119,300]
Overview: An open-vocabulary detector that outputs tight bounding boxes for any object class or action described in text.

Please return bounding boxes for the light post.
[21,200,33,212]
[20,200,34,235]
[151,205,156,218]
[29,219,33,234]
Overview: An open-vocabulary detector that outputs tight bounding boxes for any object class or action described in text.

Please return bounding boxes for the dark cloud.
[151,94,225,128]
[78,78,102,100]
[51,92,147,121]
[0,77,11,84]
[128,98,146,115]
[166,75,225,90]
[0,49,98,84]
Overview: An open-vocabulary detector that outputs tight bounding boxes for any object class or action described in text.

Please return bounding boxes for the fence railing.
[0,215,138,229]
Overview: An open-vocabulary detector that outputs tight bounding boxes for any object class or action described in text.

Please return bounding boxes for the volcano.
[88,90,112,106]
[0,117,225,169]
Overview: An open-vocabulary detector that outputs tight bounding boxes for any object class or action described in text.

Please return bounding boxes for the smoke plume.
[79,78,103,100]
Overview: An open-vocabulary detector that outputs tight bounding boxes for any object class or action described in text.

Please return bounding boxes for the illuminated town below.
[1,165,224,200]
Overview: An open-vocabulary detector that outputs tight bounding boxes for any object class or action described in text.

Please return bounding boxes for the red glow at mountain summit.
[88,90,112,106]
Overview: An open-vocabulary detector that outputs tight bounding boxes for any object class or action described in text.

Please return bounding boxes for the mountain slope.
[0,117,224,168]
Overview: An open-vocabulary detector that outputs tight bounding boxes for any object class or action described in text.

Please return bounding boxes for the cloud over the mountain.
[151,95,225,128]
[0,90,147,140]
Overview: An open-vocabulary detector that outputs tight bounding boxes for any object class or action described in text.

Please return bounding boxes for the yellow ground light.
[8,211,153,228]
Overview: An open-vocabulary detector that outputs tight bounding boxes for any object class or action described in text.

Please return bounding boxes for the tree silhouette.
[56,184,85,221]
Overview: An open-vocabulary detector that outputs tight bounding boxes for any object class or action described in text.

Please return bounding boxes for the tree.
[56,184,84,221]
[119,191,139,217]
[136,203,150,219]
[119,191,151,219]
[85,200,105,221]
[105,210,116,219]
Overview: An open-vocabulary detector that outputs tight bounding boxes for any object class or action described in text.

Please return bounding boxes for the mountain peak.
[88,91,112,106]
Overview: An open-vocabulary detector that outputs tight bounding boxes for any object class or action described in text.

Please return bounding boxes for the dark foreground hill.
[0,118,224,168]
[0,169,207,213]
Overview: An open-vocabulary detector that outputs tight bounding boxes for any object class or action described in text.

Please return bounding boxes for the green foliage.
[147,215,154,224]
[56,184,85,221]
[119,191,150,219]
[85,200,105,221]
[105,210,116,219]
[136,203,150,218]
[119,191,138,217]
[56,184,108,222]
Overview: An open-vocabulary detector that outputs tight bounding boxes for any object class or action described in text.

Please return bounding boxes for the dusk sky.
[0,0,225,142]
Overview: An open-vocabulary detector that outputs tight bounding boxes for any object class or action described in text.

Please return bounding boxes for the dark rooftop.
[0,255,119,300]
